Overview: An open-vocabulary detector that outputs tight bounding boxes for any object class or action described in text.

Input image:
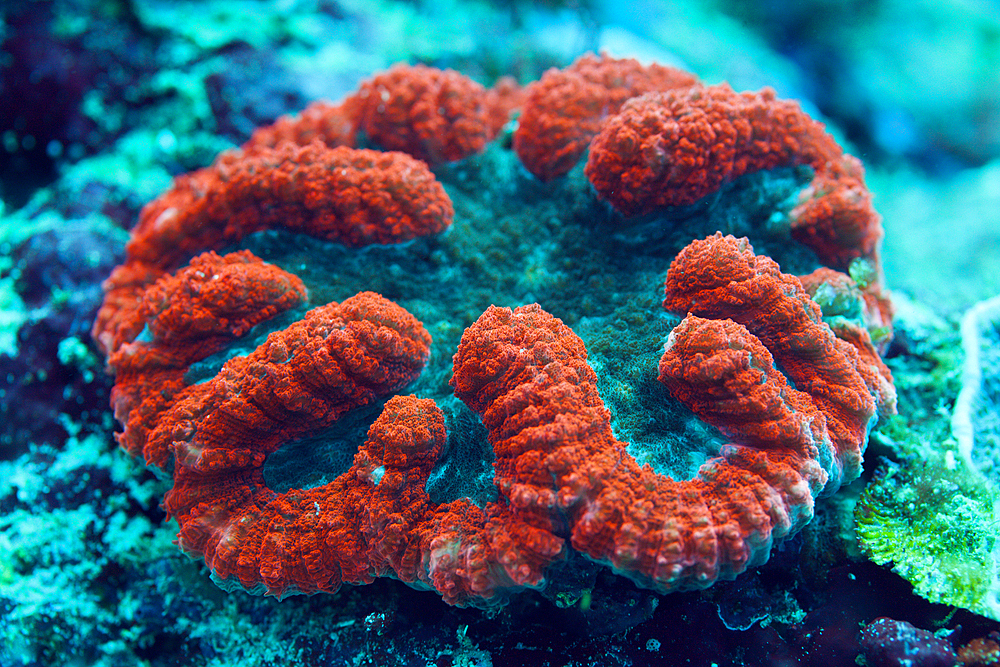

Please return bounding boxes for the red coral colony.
[93,54,896,610]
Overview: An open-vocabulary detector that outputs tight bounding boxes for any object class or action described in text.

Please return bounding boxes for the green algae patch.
[855,295,1000,621]
[856,456,1000,620]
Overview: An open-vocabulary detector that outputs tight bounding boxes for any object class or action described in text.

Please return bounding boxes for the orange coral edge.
[509,53,882,273]
[585,85,883,270]
[92,144,455,357]
[449,235,893,598]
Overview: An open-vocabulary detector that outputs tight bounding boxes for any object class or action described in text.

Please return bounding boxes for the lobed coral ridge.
[92,55,899,609]
[586,85,883,270]
[107,250,308,467]
[662,233,896,489]
[449,232,893,594]
[513,52,698,181]
[92,143,454,357]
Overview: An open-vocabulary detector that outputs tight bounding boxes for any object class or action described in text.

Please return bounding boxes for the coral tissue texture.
[450,234,891,595]
[513,52,698,181]
[163,293,432,598]
[246,63,521,164]
[585,85,841,212]
[90,56,897,609]
[661,233,895,492]
[92,142,453,356]
[353,63,496,164]
[108,250,308,468]
[585,85,883,269]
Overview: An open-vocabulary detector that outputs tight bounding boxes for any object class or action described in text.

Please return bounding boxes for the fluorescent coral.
[856,460,1000,621]
[91,56,899,610]
[585,85,839,213]
[353,63,496,164]
[246,64,520,164]
[163,298,433,599]
[453,300,818,593]
[856,293,1000,622]
[513,53,698,181]
[92,142,454,356]
[662,233,895,489]
[585,85,883,269]
[108,250,308,467]
[245,100,358,151]
[6,0,1000,663]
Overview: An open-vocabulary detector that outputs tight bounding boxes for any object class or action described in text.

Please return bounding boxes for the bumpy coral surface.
[129,143,453,265]
[92,142,453,356]
[798,266,891,339]
[245,100,359,151]
[482,75,526,137]
[450,282,868,594]
[242,64,521,162]
[788,154,883,268]
[659,315,829,458]
[162,294,432,597]
[118,250,308,367]
[856,455,1000,621]
[663,233,895,487]
[93,55,899,610]
[586,86,838,212]
[108,250,308,466]
[353,63,495,164]
[513,52,698,181]
[586,85,883,269]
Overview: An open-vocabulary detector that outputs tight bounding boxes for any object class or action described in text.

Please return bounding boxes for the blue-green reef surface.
[2,0,1000,665]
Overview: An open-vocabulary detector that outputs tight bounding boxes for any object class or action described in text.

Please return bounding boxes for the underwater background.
[2,0,1000,665]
